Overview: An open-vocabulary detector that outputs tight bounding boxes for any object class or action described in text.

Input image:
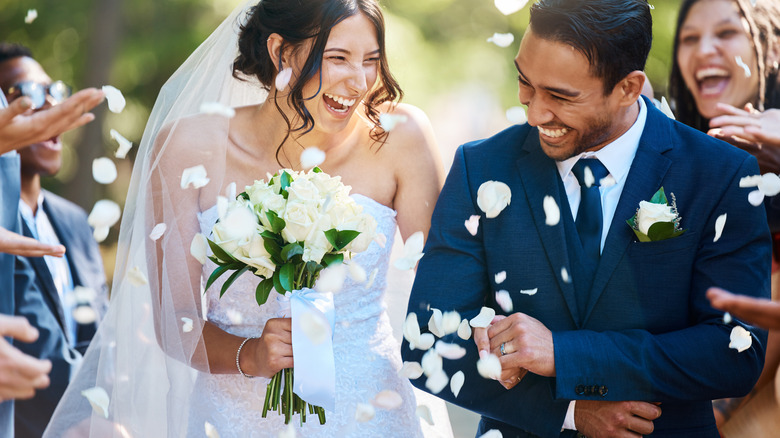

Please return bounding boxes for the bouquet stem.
[261,368,326,425]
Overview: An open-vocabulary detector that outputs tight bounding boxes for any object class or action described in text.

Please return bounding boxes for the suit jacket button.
[599,385,608,397]
[590,385,599,395]
[575,384,585,395]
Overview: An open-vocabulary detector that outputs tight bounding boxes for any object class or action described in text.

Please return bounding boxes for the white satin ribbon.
[276,288,335,412]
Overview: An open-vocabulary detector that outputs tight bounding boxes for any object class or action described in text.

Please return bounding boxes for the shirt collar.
[556,97,647,183]
[19,192,46,222]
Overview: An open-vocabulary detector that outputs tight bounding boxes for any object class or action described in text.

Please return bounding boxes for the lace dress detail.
[189,194,424,437]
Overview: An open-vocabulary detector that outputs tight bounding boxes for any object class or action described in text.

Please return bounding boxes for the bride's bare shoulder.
[154,112,232,156]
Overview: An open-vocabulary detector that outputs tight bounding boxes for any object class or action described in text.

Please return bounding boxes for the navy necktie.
[571,158,609,263]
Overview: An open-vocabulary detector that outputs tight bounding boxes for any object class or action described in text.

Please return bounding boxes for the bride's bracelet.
[236,336,258,379]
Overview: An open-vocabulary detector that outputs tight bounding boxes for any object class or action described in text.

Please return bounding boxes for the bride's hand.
[243,318,293,378]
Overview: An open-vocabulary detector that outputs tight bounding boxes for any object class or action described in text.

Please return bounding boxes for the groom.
[403,0,770,437]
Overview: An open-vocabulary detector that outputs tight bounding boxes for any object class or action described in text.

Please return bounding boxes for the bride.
[44,0,451,437]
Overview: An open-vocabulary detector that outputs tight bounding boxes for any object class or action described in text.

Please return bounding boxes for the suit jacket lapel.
[582,103,674,325]
[516,131,581,325]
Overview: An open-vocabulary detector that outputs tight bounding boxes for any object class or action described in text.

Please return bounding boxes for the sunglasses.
[6,80,72,110]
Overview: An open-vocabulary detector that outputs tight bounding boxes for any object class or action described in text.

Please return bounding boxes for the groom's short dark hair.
[529,0,652,95]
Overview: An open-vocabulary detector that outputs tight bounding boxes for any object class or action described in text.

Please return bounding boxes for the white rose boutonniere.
[627,187,685,242]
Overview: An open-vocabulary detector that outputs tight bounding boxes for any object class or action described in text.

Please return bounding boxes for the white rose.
[303,228,333,263]
[636,201,677,235]
[343,213,378,253]
[326,198,362,227]
[246,183,286,228]
[211,203,258,255]
[477,181,511,218]
[287,178,321,204]
[282,201,319,243]
[236,233,275,277]
[309,172,346,197]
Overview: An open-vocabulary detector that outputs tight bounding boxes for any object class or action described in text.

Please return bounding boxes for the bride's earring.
[275,67,292,91]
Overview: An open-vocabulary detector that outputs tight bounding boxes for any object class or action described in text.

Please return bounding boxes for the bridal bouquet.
[205,167,377,425]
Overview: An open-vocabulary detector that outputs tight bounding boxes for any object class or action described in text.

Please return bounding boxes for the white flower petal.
[181,317,194,333]
[181,165,210,189]
[300,146,326,169]
[372,390,403,410]
[300,311,329,345]
[477,353,502,380]
[217,196,229,221]
[714,213,727,243]
[81,386,110,418]
[199,102,235,118]
[428,308,444,338]
[561,267,571,283]
[435,341,467,360]
[729,326,752,353]
[355,403,376,422]
[93,227,109,243]
[347,262,367,283]
[394,231,425,270]
[600,175,617,188]
[495,271,507,284]
[520,288,538,296]
[748,189,765,206]
[470,307,496,328]
[487,32,515,48]
[543,195,560,226]
[149,223,167,241]
[457,319,472,340]
[416,404,435,425]
[417,333,435,351]
[403,313,422,348]
[277,423,296,438]
[102,85,126,113]
[477,181,512,219]
[24,9,37,24]
[398,361,424,379]
[424,369,449,394]
[126,266,148,286]
[505,106,527,125]
[450,370,465,398]
[660,97,676,120]
[110,129,133,159]
[72,306,97,324]
[88,200,121,242]
[275,68,293,91]
[723,312,732,324]
[315,264,346,293]
[583,165,595,188]
[465,215,481,236]
[495,290,513,313]
[494,0,528,15]
[226,309,243,325]
[205,421,220,438]
[441,311,461,335]
[739,175,761,188]
[73,286,97,303]
[365,268,379,290]
[379,113,408,132]
[759,173,780,196]
[421,349,443,377]
[190,233,208,264]
[479,430,504,438]
[374,233,387,248]
[735,56,752,78]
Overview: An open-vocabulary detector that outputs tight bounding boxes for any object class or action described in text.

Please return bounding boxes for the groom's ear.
[267,33,290,72]
[615,71,646,107]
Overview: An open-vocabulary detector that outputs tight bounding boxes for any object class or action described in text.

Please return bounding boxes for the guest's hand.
[707,287,780,330]
[0,315,52,402]
[0,226,66,257]
[474,315,528,389]
[486,312,556,377]
[574,400,661,438]
[244,317,293,378]
[0,88,104,154]
[707,103,780,173]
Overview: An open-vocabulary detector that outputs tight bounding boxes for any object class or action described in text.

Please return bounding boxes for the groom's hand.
[474,316,527,389]
[574,400,661,438]
[487,312,556,377]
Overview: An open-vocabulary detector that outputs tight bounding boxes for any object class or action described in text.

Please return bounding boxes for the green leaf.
[264,238,282,265]
[312,167,322,173]
[279,263,295,292]
[256,278,274,305]
[273,270,284,294]
[238,191,249,201]
[647,221,676,241]
[220,265,249,298]
[207,238,237,263]
[205,264,231,293]
[305,261,322,277]
[649,187,667,205]
[323,229,360,251]
[321,253,343,267]
[281,242,304,261]
[266,210,286,234]
[280,171,292,199]
[631,228,652,242]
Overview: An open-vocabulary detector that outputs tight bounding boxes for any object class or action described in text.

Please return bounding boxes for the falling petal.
[126,266,148,286]
[403,313,422,348]
[417,333,435,351]
[583,166,595,188]
[199,102,236,118]
[226,309,243,325]
[495,290,513,313]
[347,262,367,283]
[416,405,435,425]
[398,361,424,379]
[477,353,502,380]
[505,106,527,125]
[495,271,507,284]
[372,390,403,410]
[561,267,571,283]
[735,56,752,78]
[441,311,461,335]
[92,158,117,185]
[277,423,296,438]
[457,319,472,340]
[479,430,503,438]
[181,165,210,189]
[649,3,655,9]
[365,268,379,289]
[425,369,449,394]
[181,317,194,333]
[729,326,752,352]
[435,341,467,360]
[205,421,220,438]
[421,350,443,377]
[315,264,346,293]
[190,233,208,264]
[748,189,765,206]
[520,288,538,296]
[110,129,133,159]
[72,306,97,324]
[428,308,444,338]
[660,97,676,120]
[600,175,617,188]
[487,33,515,48]
[543,195,560,226]
[450,371,465,397]
[494,0,528,15]
[713,214,727,243]
[93,227,109,243]
[739,175,761,188]
[300,146,326,169]
[379,113,409,132]
[394,231,425,270]
[300,312,329,345]
[465,215,480,236]
[149,223,167,241]
[374,233,387,248]
[470,307,496,328]
[723,312,732,324]
[477,181,512,219]
[102,85,126,113]
[73,286,97,303]
[275,67,293,91]
[81,386,110,418]
[88,200,121,242]
[217,196,229,221]
[759,173,780,196]
[355,403,376,422]
[24,9,37,24]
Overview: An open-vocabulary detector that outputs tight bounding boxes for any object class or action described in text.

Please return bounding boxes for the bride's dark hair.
[233,0,402,164]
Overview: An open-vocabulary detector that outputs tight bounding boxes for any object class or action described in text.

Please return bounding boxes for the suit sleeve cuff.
[562,400,576,430]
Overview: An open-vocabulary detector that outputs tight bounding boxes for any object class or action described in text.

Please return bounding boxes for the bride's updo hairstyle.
[234,0,402,161]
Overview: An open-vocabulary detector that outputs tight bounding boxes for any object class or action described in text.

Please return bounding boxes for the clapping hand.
[0,226,65,258]
[0,315,52,402]
[707,287,780,330]
[707,103,780,174]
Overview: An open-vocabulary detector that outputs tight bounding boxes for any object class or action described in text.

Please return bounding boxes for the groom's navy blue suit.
[403,98,770,438]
